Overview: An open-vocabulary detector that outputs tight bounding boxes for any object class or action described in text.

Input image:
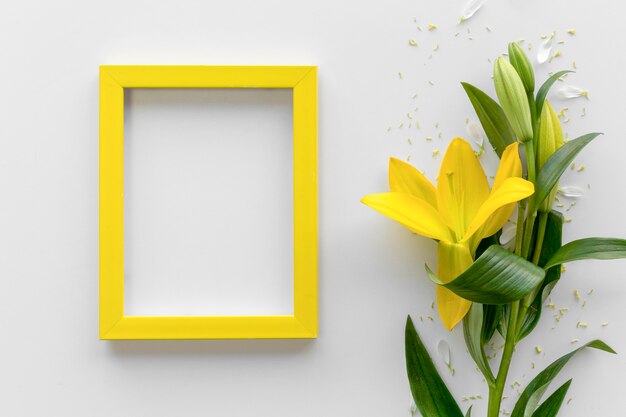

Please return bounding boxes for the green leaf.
[532,132,602,211]
[405,316,464,417]
[518,211,563,340]
[463,304,496,386]
[535,70,573,116]
[426,245,545,305]
[461,82,517,157]
[543,237,626,270]
[531,379,572,417]
[511,340,615,417]
[481,304,502,345]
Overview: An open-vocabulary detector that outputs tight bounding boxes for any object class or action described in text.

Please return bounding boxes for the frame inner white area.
[123,88,294,316]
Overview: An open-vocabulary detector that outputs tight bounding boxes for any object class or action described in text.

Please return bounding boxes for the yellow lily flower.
[362,138,534,330]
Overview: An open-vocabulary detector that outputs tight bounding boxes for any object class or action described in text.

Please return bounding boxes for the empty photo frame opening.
[123,88,294,317]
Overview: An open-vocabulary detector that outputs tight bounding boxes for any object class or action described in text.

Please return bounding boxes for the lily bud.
[508,42,535,93]
[537,100,565,211]
[494,58,534,142]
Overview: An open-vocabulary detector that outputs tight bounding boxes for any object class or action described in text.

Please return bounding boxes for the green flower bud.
[508,42,535,93]
[537,100,564,211]
[494,58,534,142]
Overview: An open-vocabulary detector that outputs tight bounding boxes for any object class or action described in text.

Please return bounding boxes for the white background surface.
[1,0,625,416]
[124,88,294,316]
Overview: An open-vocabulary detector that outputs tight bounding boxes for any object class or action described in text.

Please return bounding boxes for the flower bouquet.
[362,42,626,417]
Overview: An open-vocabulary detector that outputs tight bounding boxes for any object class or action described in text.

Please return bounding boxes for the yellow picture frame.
[99,65,317,340]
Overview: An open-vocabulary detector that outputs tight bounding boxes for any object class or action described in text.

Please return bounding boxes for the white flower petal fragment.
[558,185,585,198]
[460,0,486,23]
[537,33,554,64]
[437,339,452,367]
[557,85,590,100]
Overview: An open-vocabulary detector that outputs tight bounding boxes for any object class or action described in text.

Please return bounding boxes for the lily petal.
[437,241,473,330]
[462,177,534,242]
[437,138,490,240]
[469,142,523,250]
[389,157,438,208]
[492,142,522,191]
[361,192,454,241]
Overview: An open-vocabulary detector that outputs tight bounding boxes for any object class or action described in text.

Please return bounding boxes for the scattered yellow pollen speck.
[535,346,542,354]
[427,315,434,321]
[387,127,392,132]
[531,362,535,369]
[409,39,418,47]
[567,398,573,405]
[406,155,411,162]
[559,307,569,314]
[587,288,594,295]
[417,26,423,31]
[454,32,460,37]
[415,121,420,128]
[602,322,609,327]
[558,40,565,45]
[547,303,556,309]
[428,80,434,86]
[465,118,469,124]
[428,24,437,30]
[581,107,587,117]
[435,122,440,128]
[425,137,433,141]
[564,218,572,223]
[407,113,413,119]
[578,322,588,328]
[573,61,577,69]
[571,339,580,344]
[582,300,587,307]
[561,265,567,272]
[574,289,581,300]
[567,29,577,35]
[557,107,569,118]
[549,51,562,62]
[486,26,492,32]
[570,162,575,170]
[431,301,435,309]
[398,72,403,79]
[432,150,440,157]
[528,43,533,51]
[407,138,413,145]
[399,123,404,128]
[419,315,424,322]
[577,165,585,172]
[433,43,440,51]
[557,203,565,208]
[412,93,418,99]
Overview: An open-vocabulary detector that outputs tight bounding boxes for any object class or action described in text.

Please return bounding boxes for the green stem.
[487,301,519,417]
[521,141,537,260]
[515,211,550,334]
[514,201,526,257]
[531,211,549,265]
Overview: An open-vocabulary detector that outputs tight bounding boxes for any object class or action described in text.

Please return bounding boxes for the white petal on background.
[557,85,589,99]
[409,399,417,415]
[460,0,486,22]
[467,121,485,146]
[537,34,554,64]
[499,222,517,245]
[558,185,585,198]
[437,339,452,367]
